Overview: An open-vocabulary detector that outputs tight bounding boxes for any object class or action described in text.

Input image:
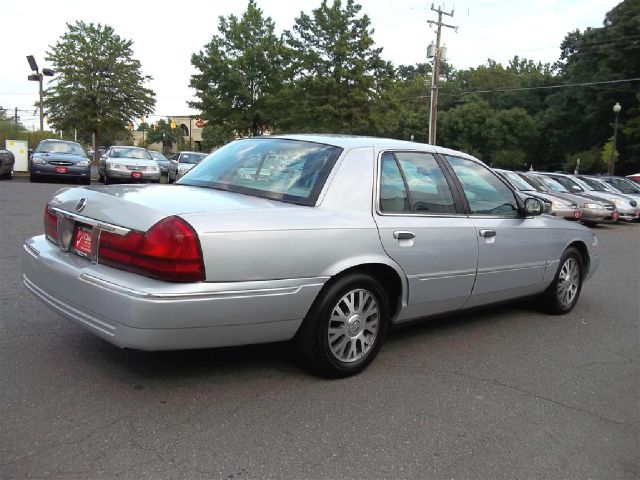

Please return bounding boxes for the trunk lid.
[48,184,294,231]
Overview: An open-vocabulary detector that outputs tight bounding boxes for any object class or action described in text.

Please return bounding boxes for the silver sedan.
[98,146,161,184]
[23,135,599,377]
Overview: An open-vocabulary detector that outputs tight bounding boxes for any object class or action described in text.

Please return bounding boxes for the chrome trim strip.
[411,269,477,281]
[23,243,39,258]
[477,262,547,274]
[79,273,325,301]
[49,207,131,235]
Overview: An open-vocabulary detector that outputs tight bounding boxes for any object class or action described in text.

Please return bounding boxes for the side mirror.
[524,197,543,216]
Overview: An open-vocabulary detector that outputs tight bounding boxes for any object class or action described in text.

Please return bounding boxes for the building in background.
[132,116,204,153]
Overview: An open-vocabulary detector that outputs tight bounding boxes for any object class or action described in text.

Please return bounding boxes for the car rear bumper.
[22,235,325,351]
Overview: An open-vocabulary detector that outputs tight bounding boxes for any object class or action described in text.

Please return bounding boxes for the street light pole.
[610,102,622,175]
[26,55,54,131]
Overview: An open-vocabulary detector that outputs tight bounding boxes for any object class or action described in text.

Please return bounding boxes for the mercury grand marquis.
[22,135,599,377]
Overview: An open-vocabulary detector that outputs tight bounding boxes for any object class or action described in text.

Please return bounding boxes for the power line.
[401,77,640,101]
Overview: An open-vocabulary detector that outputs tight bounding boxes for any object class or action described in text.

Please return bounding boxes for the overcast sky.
[1,0,620,130]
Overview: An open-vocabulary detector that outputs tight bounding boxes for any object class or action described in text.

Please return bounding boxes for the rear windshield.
[110,148,152,160]
[178,138,343,206]
[36,141,86,157]
[179,153,206,164]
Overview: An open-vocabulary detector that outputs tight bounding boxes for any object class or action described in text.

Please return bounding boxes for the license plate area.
[71,224,93,258]
[612,211,619,221]
[131,171,142,178]
[55,167,68,174]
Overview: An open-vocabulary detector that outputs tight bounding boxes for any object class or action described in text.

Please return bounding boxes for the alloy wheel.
[557,257,580,307]
[327,288,380,363]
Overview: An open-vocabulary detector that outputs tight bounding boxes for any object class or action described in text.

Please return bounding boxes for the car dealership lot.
[1,177,638,479]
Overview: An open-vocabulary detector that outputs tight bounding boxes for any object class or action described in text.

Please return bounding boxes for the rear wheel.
[295,273,389,378]
[29,173,39,183]
[541,247,583,314]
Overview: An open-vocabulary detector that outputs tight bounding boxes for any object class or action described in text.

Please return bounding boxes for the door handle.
[393,231,415,240]
[479,229,496,238]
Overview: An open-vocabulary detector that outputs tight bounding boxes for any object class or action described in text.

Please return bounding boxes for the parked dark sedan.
[30,139,91,184]
[0,149,15,179]
[147,150,171,176]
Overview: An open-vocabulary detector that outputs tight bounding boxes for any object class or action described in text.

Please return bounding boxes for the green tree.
[44,21,156,160]
[281,0,394,133]
[545,0,640,173]
[190,0,286,144]
[145,120,180,152]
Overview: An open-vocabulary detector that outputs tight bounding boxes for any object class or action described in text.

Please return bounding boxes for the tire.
[295,273,389,378]
[581,220,597,227]
[82,177,91,185]
[29,173,38,183]
[104,175,112,185]
[168,174,174,184]
[98,172,104,183]
[541,247,584,315]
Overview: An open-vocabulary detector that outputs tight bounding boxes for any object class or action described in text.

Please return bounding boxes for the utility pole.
[427,4,456,145]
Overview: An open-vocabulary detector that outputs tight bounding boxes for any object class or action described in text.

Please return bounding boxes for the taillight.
[98,216,204,282]
[44,205,59,244]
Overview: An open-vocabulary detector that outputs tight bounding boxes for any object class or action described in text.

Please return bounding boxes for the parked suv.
[29,139,91,184]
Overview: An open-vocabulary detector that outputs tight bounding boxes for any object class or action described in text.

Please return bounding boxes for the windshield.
[519,174,548,192]
[547,175,584,193]
[110,148,152,160]
[501,171,535,191]
[578,177,608,191]
[36,141,86,157]
[149,151,168,162]
[178,138,343,206]
[179,153,206,164]
[538,175,569,193]
[608,177,640,193]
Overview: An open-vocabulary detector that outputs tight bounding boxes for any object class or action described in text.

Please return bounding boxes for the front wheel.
[295,273,389,378]
[541,247,584,314]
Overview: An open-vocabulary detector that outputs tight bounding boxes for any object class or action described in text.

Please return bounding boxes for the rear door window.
[379,152,456,214]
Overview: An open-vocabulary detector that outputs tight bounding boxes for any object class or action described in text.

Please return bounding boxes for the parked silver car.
[23,136,599,377]
[575,176,639,221]
[98,146,161,184]
[168,151,206,183]
[596,176,640,207]
[494,169,581,220]
[536,173,619,226]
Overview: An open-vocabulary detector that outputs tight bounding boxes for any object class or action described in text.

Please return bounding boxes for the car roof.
[39,139,81,145]
[267,134,478,161]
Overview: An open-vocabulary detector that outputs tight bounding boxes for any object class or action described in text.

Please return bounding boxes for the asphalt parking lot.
[1,176,638,480]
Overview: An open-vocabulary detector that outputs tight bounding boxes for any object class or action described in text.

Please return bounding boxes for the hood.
[33,152,88,163]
